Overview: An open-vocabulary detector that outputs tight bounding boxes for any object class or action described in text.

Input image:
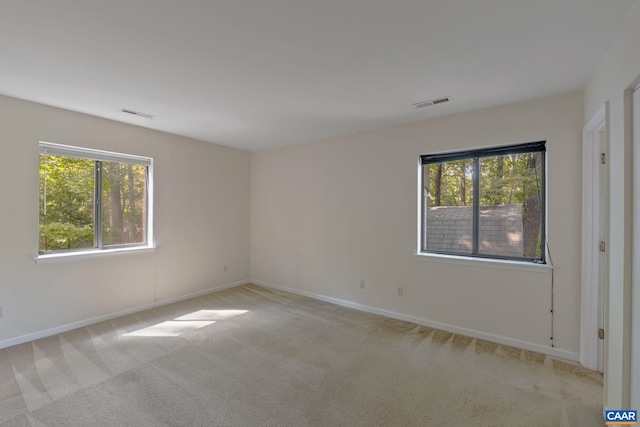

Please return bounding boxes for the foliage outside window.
[39,142,152,254]
[420,141,546,263]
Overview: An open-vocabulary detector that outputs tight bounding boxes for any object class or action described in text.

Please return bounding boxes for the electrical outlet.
[397,287,404,296]
[360,280,365,289]
[224,265,228,273]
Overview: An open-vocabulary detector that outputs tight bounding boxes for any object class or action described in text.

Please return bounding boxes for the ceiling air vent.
[120,108,154,120]
[413,97,451,109]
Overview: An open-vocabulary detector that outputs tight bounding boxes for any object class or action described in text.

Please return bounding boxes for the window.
[420,141,545,263]
[39,142,153,254]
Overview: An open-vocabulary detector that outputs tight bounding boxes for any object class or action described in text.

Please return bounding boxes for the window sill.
[35,245,156,264]
[414,252,552,273]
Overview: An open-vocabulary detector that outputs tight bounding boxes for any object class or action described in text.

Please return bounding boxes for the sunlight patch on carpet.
[124,309,248,337]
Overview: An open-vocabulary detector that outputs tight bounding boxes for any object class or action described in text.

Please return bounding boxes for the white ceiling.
[0,1,635,151]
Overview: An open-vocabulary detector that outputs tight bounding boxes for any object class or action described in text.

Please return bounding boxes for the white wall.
[251,91,584,358]
[584,0,640,411]
[0,95,250,346]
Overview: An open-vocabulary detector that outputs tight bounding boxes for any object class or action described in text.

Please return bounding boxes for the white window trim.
[37,141,154,260]
[39,141,151,165]
[414,252,552,273]
[35,245,156,264]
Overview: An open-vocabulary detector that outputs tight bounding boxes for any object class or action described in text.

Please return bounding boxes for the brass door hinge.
[599,241,606,252]
[601,153,606,164]
[599,328,605,340]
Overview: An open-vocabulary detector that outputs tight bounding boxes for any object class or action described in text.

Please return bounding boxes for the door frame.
[631,84,640,411]
[581,104,608,372]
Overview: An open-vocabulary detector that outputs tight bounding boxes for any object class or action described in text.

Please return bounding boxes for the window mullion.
[144,165,150,246]
[472,157,480,255]
[95,161,103,248]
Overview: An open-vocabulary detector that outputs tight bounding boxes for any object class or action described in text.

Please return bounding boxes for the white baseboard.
[251,279,580,363]
[0,279,250,350]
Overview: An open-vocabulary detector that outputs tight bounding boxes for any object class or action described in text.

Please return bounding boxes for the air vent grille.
[413,97,451,109]
[121,108,154,119]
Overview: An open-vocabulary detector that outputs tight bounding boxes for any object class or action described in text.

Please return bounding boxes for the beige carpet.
[0,284,603,426]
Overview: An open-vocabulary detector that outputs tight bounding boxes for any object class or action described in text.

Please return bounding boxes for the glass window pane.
[479,153,543,258]
[101,162,147,246]
[39,154,95,252]
[101,162,147,247]
[424,160,474,254]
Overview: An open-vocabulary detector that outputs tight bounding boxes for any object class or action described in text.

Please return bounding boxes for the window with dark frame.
[420,141,546,263]
[39,142,152,254]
